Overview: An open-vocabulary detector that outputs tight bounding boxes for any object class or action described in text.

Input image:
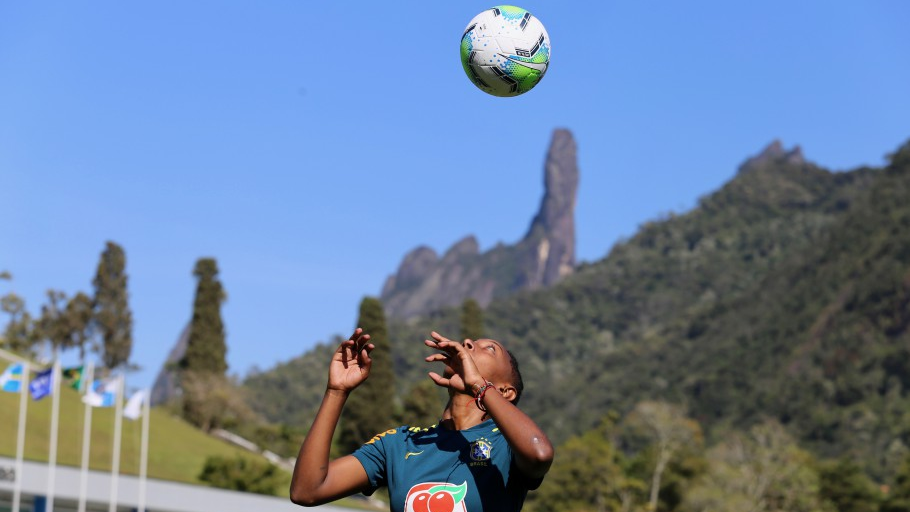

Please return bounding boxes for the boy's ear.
[499,384,517,403]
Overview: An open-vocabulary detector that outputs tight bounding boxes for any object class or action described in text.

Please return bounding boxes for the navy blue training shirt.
[352,419,541,512]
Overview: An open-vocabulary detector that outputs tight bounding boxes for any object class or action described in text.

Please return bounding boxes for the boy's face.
[462,338,513,391]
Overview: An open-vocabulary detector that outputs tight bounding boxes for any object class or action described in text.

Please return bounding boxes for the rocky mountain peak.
[380,129,579,319]
[740,139,806,172]
[443,236,480,261]
[381,246,438,296]
[524,128,578,284]
[527,129,578,236]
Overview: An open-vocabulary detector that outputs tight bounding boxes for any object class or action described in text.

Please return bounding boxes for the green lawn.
[0,383,285,486]
[0,383,372,508]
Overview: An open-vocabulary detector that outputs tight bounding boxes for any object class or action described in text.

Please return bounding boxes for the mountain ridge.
[243,136,910,476]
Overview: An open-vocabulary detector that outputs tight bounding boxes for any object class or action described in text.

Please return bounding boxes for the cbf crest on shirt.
[469,437,493,466]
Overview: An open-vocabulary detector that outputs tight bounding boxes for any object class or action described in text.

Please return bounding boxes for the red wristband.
[473,381,495,412]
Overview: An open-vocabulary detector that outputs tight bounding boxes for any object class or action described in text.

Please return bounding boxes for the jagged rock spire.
[523,128,578,286]
[380,129,579,319]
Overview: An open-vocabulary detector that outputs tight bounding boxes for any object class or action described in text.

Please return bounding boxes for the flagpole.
[45,360,62,512]
[137,389,150,512]
[12,362,29,512]
[108,375,124,512]
[78,362,95,512]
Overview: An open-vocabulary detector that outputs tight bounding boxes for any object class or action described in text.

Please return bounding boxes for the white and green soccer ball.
[460,5,551,97]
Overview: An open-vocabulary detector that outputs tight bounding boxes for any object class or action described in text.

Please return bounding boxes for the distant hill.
[244,137,910,477]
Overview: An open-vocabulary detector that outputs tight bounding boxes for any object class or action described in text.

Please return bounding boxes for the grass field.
[0,382,289,488]
[0,380,376,509]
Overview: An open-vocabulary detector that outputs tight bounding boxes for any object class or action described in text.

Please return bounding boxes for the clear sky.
[2,1,908,391]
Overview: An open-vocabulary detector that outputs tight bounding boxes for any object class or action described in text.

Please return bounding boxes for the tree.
[199,455,283,495]
[625,402,702,512]
[64,292,95,360]
[1,272,38,356]
[37,290,72,356]
[179,258,229,429]
[460,298,484,340]
[1,292,38,356]
[817,458,881,512]
[181,258,228,375]
[531,417,646,512]
[398,380,444,428]
[92,241,133,370]
[684,421,830,512]
[882,452,910,512]
[180,371,255,432]
[338,297,396,454]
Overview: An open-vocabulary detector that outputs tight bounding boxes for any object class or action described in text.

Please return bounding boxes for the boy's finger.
[428,372,449,387]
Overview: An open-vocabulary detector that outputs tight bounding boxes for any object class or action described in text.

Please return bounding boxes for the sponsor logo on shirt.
[405,482,468,512]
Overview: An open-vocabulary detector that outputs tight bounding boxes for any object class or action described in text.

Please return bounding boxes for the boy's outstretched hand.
[327,328,375,393]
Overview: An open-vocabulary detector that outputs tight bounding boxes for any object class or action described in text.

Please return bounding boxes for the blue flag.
[0,363,24,393]
[29,368,53,401]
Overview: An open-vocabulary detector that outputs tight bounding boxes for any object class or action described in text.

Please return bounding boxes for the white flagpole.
[12,361,30,512]
[137,389,150,512]
[46,360,62,512]
[77,362,95,512]
[108,375,124,512]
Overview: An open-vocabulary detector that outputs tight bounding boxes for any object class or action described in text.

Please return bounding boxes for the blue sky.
[2,1,908,391]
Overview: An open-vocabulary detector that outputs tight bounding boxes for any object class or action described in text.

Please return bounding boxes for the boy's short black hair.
[507,350,524,406]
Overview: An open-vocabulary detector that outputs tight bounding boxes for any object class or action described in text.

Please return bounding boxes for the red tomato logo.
[412,492,431,512]
[429,491,456,512]
[404,482,468,512]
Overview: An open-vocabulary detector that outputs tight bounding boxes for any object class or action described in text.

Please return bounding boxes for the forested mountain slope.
[245,139,910,474]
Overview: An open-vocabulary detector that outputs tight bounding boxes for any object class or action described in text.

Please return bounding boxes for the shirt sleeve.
[352,436,389,494]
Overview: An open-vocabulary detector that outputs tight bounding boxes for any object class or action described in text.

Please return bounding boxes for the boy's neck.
[439,394,487,431]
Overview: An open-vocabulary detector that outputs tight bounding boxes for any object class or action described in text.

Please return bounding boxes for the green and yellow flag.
[62,366,84,391]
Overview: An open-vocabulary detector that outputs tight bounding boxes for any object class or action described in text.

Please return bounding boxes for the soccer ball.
[460,6,551,97]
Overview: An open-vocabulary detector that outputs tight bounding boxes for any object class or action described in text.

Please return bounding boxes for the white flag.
[123,390,146,420]
[83,376,121,407]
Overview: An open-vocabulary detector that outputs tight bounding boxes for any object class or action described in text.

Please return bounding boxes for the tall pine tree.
[460,298,484,340]
[92,241,133,370]
[181,258,227,375]
[179,257,229,430]
[338,297,396,454]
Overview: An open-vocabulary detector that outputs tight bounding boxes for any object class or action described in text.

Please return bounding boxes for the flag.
[62,365,84,391]
[124,390,146,420]
[1,362,24,393]
[29,368,54,401]
[83,376,120,407]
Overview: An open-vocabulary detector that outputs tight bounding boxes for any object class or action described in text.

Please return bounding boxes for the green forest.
[243,139,910,511]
